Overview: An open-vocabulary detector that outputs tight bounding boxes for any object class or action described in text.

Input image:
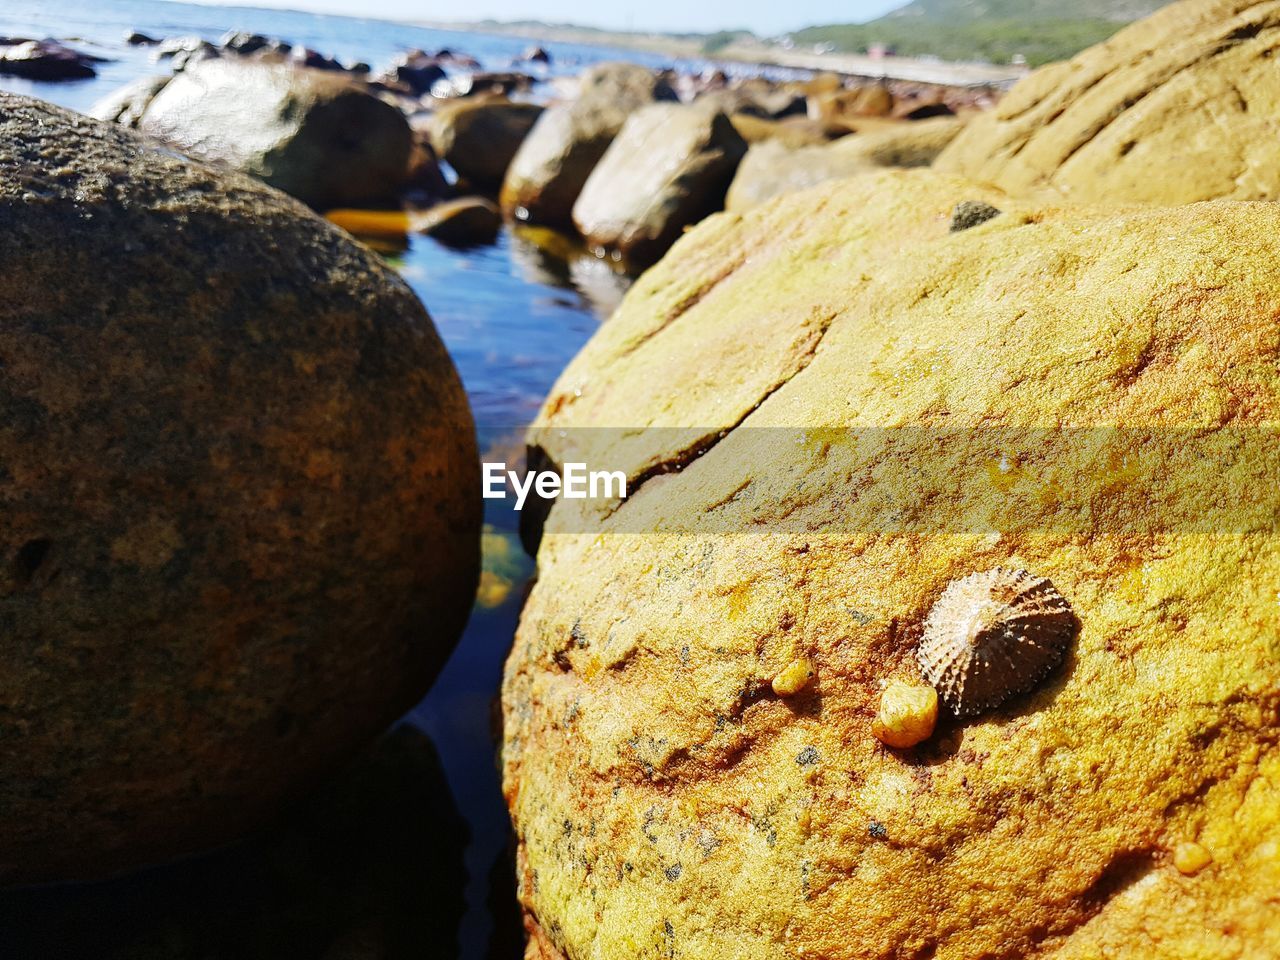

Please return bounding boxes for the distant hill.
[791,0,1168,66]
[880,0,1164,22]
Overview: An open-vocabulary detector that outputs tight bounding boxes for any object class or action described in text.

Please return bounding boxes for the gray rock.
[500,62,677,228]
[140,59,413,209]
[572,103,747,265]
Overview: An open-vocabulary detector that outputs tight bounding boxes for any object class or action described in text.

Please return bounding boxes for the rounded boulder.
[0,94,479,884]
[505,171,1280,959]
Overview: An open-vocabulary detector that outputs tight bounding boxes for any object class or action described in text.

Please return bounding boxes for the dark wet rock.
[950,199,1004,232]
[520,45,552,64]
[376,49,447,95]
[0,39,98,80]
[0,727,468,960]
[420,196,502,245]
[88,75,171,128]
[219,30,271,54]
[501,62,678,228]
[0,93,479,885]
[573,103,747,265]
[896,100,956,121]
[429,70,535,99]
[124,30,159,46]
[429,97,543,190]
[140,59,413,209]
[289,46,344,71]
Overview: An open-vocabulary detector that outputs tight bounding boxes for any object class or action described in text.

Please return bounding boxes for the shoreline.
[413,19,1030,89]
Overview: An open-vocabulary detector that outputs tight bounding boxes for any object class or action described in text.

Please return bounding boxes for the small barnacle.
[772,657,816,697]
[872,680,938,748]
[918,567,1076,718]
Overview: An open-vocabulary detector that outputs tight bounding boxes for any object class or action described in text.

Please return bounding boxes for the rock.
[894,100,955,121]
[808,83,896,124]
[89,76,171,128]
[0,93,479,884]
[936,0,1280,203]
[429,70,535,100]
[725,117,965,211]
[124,30,159,46]
[220,30,271,54]
[0,39,97,80]
[727,113,832,148]
[572,104,747,264]
[376,49,446,95]
[500,62,677,228]
[154,35,210,60]
[505,170,1280,959]
[140,59,413,210]
[289,46,344,72]
[428,97,543,190]
[418,196,502,245]
[175,49,221,73]
[521,45,552,64]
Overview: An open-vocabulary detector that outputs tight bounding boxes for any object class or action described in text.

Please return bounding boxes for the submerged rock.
[572,103,746,265]
[937,0,1280,203]
[725,116,964,211]
[500,62,677,228]
[0,93,479,884]
[140,59,412,209]
[428,97,543,189]
[505,169,1280,959]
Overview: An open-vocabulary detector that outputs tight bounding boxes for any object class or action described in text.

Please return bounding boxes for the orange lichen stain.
[110,516,183,569]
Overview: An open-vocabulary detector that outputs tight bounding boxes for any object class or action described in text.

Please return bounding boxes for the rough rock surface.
[571,104,746,264]
[936,0,1280,203]
[504,171,1280,959]
[140,59,412,209]
[89,76,171,128]
[0,94,479,884]
[499,62,676,227]
[428,97,543,190]
[726,117,964,211]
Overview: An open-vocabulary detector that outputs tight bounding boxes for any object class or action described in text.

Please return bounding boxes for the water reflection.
[0,727,472,960]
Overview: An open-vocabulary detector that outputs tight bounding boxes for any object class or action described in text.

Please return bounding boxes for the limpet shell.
[917,567,1075,718]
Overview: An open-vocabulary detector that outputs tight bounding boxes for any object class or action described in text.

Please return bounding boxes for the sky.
[193,0,908,35]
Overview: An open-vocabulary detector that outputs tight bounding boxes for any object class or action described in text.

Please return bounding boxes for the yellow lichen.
[872,681,939,749]
[772,658,816,697]
[1173,841,1213,876]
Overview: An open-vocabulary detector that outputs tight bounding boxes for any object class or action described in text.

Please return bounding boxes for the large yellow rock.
[936,0,1280,203]
[504,172,1280,959]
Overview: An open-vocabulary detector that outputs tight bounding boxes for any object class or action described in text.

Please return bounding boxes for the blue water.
[0,1,759,957]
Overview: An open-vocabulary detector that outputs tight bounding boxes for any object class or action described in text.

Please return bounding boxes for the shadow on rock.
[0,725,467,960]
